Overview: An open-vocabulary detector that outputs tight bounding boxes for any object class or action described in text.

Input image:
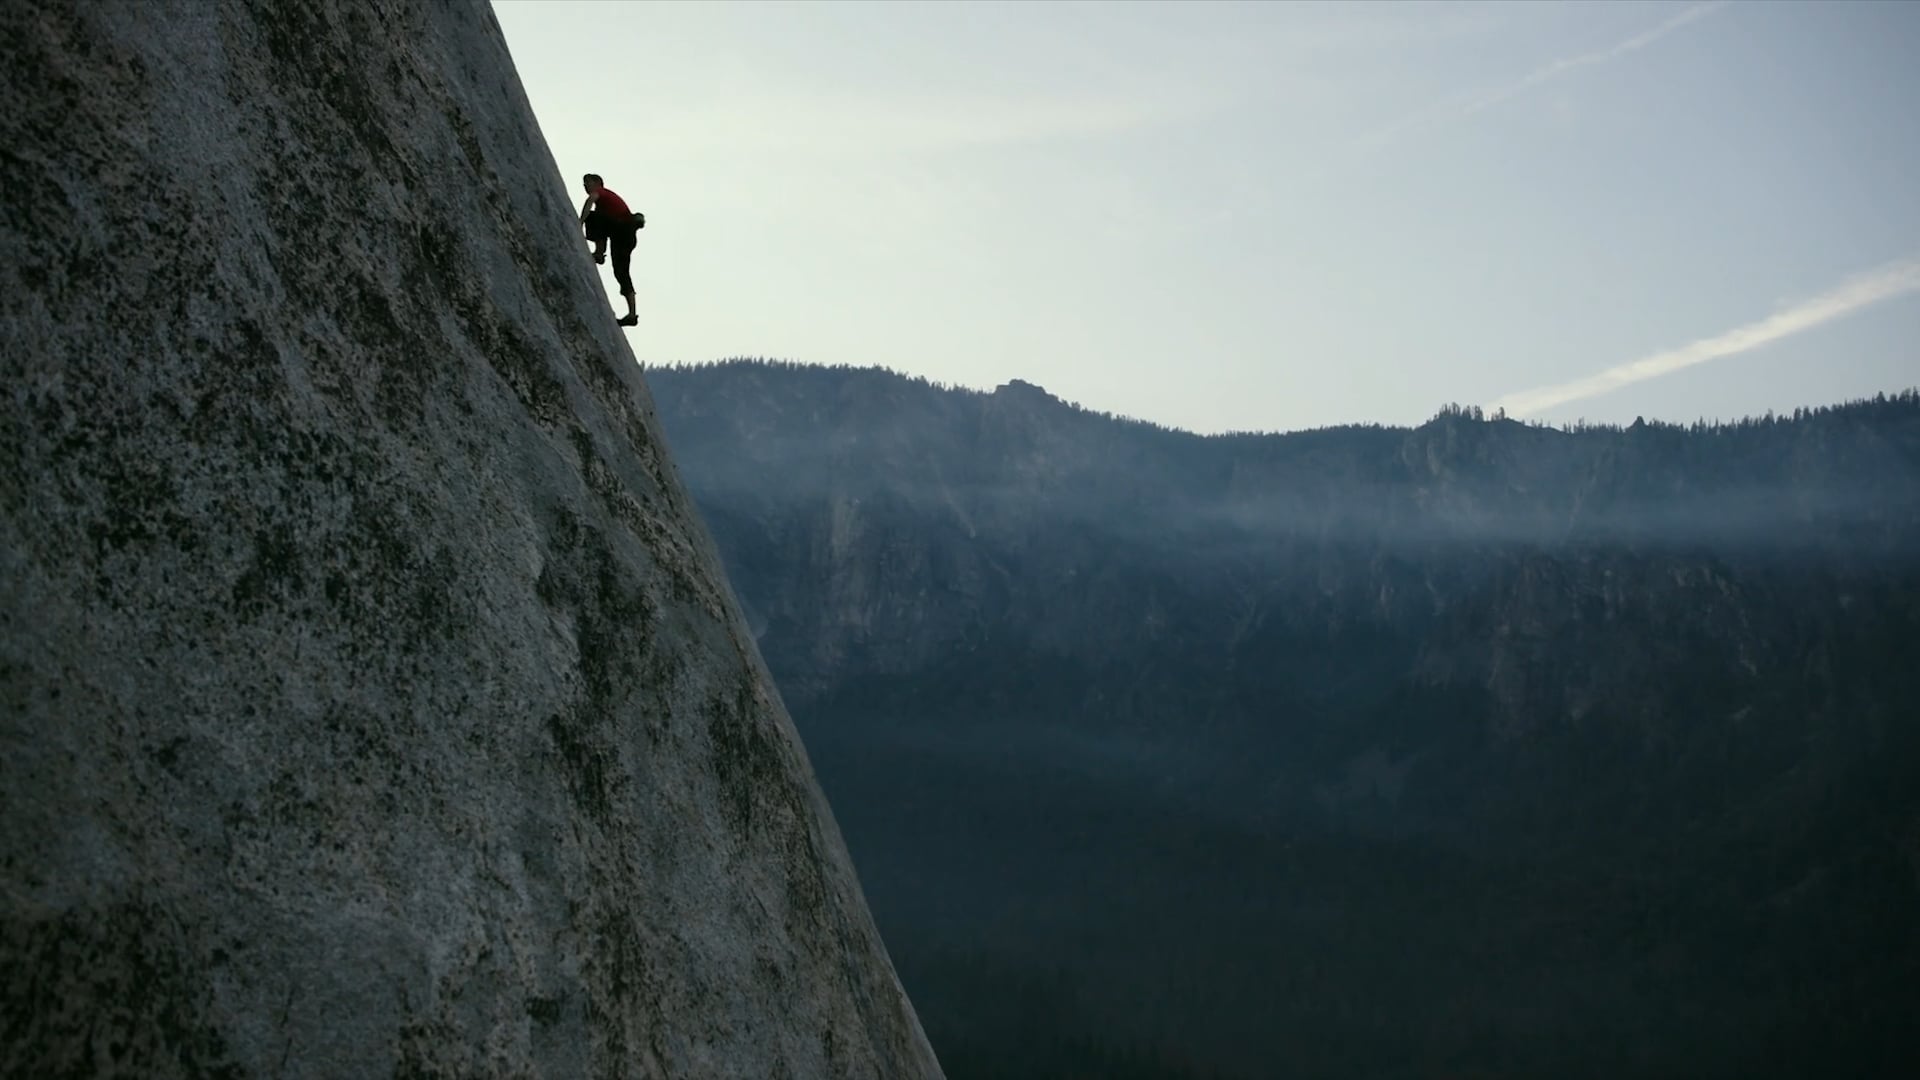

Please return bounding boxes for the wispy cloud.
[1351,2,1728,152]
[1456,1,1727,117]
[1493,257,1920,417]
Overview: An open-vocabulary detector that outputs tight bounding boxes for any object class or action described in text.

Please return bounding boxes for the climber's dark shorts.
[586,210,639,297]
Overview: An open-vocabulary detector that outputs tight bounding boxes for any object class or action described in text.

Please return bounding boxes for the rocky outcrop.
[0,3,939,1077]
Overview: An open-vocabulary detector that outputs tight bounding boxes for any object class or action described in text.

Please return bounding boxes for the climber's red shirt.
[594,187,633,222]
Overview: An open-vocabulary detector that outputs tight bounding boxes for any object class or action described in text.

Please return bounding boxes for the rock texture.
[0,3,939,1077]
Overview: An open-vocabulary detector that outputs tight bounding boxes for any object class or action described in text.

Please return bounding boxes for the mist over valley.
[653,360,1920,1079]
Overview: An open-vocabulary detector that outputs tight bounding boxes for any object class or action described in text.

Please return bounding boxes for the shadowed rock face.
[0,2,940,1077]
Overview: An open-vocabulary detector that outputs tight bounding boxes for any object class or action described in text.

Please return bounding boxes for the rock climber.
[578,173,642,327]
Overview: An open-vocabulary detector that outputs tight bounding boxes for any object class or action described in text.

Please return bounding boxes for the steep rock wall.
[0,1,940,1076]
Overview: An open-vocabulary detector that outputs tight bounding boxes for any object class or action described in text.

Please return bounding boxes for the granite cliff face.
[0,4,939,1077]
[651,361,1920,1079]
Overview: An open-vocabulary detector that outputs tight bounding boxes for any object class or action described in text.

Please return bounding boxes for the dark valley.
[651,360,1920,1080]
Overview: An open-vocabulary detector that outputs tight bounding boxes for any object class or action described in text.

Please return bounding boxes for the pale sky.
[493,0,1920,435]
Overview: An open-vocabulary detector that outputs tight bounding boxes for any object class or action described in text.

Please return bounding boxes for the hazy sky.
[493,0,1919,435]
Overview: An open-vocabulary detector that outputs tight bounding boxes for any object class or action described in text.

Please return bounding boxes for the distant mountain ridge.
[649,359,1920,1079]
[652,361,1919,716]
[657,359,1919,545]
